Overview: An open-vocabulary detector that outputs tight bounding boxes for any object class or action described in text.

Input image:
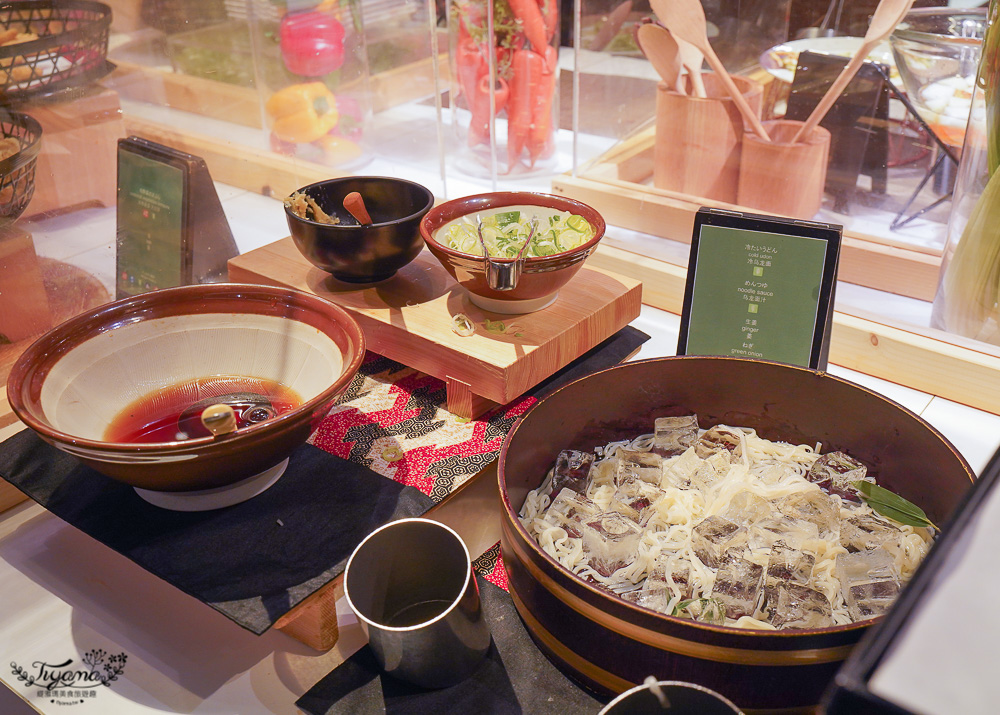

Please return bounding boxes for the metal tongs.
[477,216,538,291]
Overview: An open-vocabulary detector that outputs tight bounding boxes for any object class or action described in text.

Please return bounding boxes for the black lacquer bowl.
[285,176,435,283]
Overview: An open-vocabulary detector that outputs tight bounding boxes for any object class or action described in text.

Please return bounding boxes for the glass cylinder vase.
[931,0,1000,342]
[448,0,560,180]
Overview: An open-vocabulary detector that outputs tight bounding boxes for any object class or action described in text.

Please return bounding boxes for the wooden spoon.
[790,0,915,144]
[636,23,684,93]
[343,191,373,225]
[650,0,769,141]
[675,36,707,98]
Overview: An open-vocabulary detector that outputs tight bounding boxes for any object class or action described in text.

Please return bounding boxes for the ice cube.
[652,415,699,457]
[762,582,834,629]
[840,513,903,553]
[552,449,594,494]
[613,479,660,522]
[779,490,840,540]
[621,585,674,615]
[690,450,732,491]
[748,516,820,552]
[544,488,599,537]
[694,425,744,460]
[722,491,774,526]
[615,450,662,487]
[766,541,816,585]
[605,495,643,523]
[836,549,901,621]
[692,515,748,567]
[711,554,764,619]
[645,561,693,601]
[581,512,643,577]
[807,451,870,500]
[661,449,703,489]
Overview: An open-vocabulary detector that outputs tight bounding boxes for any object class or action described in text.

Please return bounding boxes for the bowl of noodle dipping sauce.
[7,283,365,510]
[419,191,605,314]
[498,356,974,711]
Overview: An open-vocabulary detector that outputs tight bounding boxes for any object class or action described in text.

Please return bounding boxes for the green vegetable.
[443,209,595,259]
[670,596,726,625]
[493,210,520,227]
[936,0,1000,339]
[937,169,1000,337]
[852,480,938,531]
[483,318,524,337]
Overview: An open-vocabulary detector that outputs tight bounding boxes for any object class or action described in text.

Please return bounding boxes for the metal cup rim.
[343,517,474,632]
[599,679,744,714]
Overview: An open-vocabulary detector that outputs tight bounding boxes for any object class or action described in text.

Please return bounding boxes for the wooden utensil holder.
[737,119,832,219]
[653,73,763,204]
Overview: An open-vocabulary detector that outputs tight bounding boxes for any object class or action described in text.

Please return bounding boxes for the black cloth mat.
[296,578,604,715]
[0,437,433,634]
[531,325,648,401]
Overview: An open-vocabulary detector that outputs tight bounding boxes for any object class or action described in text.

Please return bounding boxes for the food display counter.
[3,0,1000,713]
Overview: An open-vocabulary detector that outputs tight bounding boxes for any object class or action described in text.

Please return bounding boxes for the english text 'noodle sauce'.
[104,376,302,443]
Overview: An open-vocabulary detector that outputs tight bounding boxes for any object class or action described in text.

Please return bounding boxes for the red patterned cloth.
[310,353,536,503]
[472,542,508,590]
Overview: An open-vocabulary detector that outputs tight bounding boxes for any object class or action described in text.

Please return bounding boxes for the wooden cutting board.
[229,238,643,419]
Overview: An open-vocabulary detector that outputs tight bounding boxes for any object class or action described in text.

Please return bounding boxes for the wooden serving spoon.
[790,0,915,144]
[675,35,707,98]
[650,0,769,140]
[636,22,684,93]
[343,191,373,225]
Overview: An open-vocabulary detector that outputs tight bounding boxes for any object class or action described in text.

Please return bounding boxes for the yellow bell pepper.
[265,83,339,144]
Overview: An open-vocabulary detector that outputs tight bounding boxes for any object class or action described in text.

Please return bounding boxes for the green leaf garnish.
[484,318,524,337]
[852,481,939,531]
[671,597,702,616]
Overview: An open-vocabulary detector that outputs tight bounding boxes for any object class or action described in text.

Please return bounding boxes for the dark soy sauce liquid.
[386,599,452,627]
[104,376,302,443]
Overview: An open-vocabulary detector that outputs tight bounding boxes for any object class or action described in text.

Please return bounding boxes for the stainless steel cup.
[599,679,744,714]
[343,517,491,689]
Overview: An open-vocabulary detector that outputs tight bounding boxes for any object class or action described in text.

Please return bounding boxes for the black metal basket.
[0,1,111,105]
[0,111,41,221]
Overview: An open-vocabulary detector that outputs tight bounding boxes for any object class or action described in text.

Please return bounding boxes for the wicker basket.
[0,111,41,221]
[0,1,111,104]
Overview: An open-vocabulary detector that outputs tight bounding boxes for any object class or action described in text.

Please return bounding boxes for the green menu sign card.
[116,136,238,299]
[677,208,842,370]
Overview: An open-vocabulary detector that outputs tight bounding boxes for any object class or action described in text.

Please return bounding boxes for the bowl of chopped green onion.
[419,191,606,313]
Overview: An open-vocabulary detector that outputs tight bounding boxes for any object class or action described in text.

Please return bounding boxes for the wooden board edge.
[587,243,1000,416]
[0,387,28,514]
[571,130,942,257]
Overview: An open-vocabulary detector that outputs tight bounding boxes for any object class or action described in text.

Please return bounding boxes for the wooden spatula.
[790,0,915,144]
[650,0,769,141]
[637,23,684,93]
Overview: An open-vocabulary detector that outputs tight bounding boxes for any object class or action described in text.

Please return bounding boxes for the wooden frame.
[555,125,943,302]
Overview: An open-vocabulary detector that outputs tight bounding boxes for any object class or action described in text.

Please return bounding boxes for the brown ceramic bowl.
[285,176,435,283]
[499,356,974,711]
[7,283,365,497]
[419,191,606,314]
